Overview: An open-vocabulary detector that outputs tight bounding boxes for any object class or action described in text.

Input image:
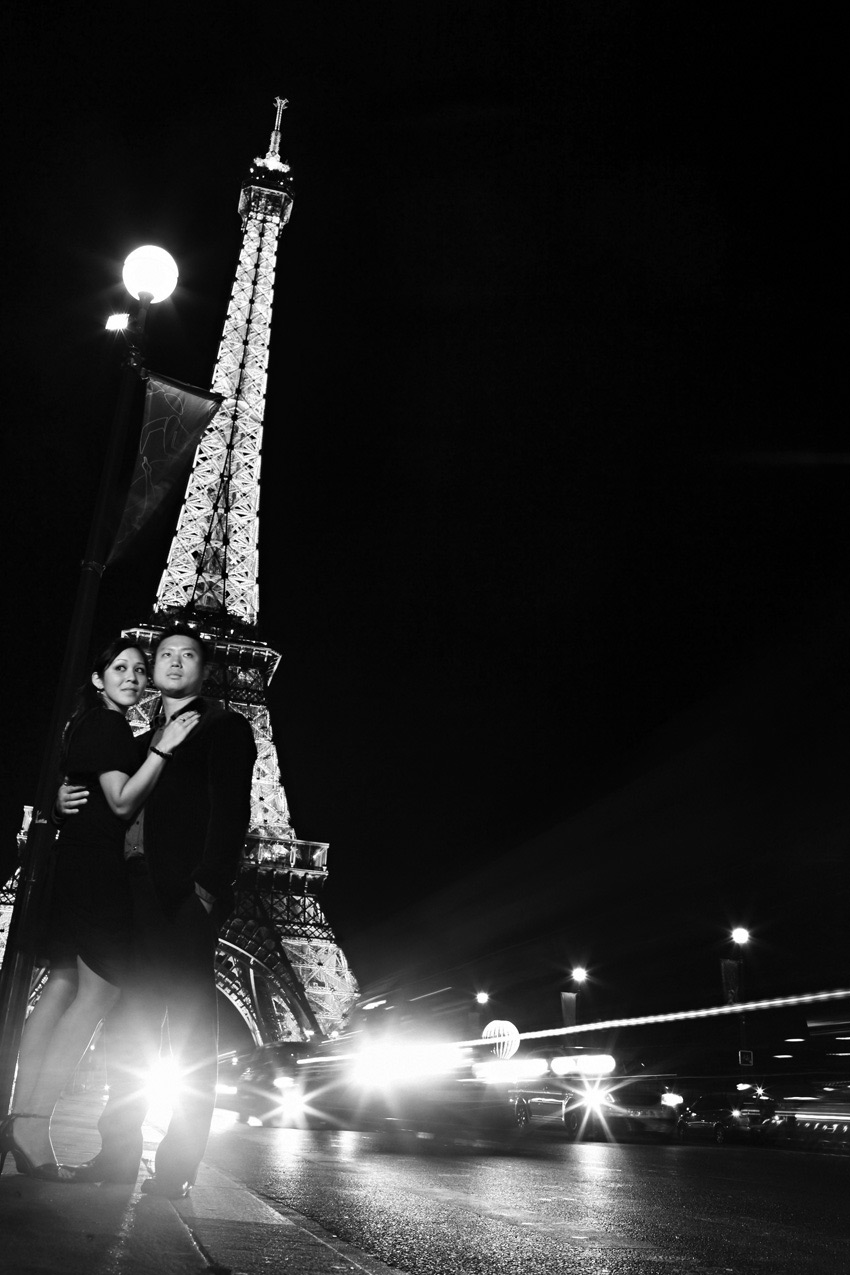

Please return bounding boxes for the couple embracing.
[1,623,256,1198]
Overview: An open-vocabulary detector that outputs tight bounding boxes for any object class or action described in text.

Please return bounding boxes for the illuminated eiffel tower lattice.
[125,99,358,1044]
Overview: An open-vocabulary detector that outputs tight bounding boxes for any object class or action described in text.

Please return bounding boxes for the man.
[58,623,256,1196]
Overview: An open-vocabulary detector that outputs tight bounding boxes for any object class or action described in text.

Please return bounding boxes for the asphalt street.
[204,1111,850,1274]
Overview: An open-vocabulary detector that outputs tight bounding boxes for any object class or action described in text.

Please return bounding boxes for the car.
[561,1079,681,1141]
[225,1033,508,1138]
[506,1050,681,1141]
[227,1041,320,1127]
[675,1089,777,1145]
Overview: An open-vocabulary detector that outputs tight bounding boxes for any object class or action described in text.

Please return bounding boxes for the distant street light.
[561,966,589,1028]
[730,927,751,1066]
[0,247,178,1114]
[475,992,490,1006]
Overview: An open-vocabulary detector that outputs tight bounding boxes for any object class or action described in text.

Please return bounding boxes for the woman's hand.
[56,781,89,818]
[158,710,201,754]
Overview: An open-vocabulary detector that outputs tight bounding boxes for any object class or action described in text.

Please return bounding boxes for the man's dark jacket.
[137,698,257,916]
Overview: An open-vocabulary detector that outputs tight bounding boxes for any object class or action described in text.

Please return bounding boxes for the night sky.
[2,7,846,1030]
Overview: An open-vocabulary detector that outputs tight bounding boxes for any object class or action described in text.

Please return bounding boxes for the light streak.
[456,987,850,1050]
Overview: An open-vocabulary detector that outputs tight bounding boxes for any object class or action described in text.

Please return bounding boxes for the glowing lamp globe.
[731,927,750,946]
[122,245,178,303]
[482,1019,520,1060]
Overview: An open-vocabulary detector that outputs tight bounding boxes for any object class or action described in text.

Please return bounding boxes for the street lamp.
[122,245,179,303]
[730,927,751,1067]
[561,966,588,1027]
[0,247,178,1114]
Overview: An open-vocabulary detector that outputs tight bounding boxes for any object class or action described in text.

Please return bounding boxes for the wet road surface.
[205,1116,850,1273]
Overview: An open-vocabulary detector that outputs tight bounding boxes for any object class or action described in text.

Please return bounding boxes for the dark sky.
[1,7,846,1027]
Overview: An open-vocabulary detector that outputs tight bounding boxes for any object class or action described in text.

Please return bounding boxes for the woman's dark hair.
[59,637,148,770]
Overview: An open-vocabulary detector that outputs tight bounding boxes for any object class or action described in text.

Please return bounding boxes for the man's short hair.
[153,622,211,665]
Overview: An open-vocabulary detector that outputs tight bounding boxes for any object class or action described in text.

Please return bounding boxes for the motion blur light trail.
[456,987,850,1050]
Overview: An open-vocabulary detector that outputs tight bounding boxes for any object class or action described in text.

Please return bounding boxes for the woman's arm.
[98,711,200,818]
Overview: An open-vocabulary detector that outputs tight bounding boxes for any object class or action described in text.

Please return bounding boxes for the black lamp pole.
[0,296,152,1114]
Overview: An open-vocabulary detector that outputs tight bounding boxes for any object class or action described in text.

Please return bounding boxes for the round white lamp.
[122,245,178,303]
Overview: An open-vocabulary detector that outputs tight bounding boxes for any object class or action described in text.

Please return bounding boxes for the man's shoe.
[60,1155,139,1184]
[140,1175,192,1199]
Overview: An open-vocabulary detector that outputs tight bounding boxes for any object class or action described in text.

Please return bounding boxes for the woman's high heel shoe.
[0,1113,73,1181]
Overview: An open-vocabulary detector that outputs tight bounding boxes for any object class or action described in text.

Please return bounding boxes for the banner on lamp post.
[108,372,221,563]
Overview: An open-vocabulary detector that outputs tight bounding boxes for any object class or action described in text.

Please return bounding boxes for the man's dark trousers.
[97,869,220,1185]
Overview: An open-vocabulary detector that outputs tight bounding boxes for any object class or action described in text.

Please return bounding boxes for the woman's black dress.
[47,707,142,986]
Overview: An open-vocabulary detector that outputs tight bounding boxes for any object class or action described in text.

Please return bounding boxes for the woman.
[0,638,199,1180]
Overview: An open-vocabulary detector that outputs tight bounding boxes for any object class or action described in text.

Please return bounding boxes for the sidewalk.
[1,1088,404,1275]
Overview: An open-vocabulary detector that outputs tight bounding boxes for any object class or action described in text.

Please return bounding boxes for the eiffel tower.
[123,99,359,1045]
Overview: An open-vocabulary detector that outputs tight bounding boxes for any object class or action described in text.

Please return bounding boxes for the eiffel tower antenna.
[124,101,359,1044]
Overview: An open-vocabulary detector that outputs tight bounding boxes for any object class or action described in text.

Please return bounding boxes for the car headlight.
[273,1075,296,1091]
[352,1042,470,1088]
[473,1058,549,1084]
[582,1088,613,1113]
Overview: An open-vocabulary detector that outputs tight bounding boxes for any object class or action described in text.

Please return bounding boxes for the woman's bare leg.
[11,958,120,1167]
[12,967,78,1111]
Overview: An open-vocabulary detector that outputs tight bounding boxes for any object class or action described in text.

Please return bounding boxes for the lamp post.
[561,966,588,1027]
[0,247,178,1114]
[731,928,750,1065]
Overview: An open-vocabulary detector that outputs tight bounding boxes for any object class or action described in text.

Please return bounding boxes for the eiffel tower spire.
[125,102,358,1043]
[156,96,292,623]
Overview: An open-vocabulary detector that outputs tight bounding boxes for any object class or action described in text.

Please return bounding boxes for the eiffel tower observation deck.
[124,100,359,1044]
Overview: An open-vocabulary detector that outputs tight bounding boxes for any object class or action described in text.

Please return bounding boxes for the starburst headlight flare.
[473,1057,549,1084]
[351,1042,470,1087]
[145,1056,183,1107]
[661,1092,683,1107]
[275,1087,307,1120]
[550,1054,616,1077]
[580,1085,614,1113]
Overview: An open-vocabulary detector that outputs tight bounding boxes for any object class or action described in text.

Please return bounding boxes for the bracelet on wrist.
[150,746,173,760]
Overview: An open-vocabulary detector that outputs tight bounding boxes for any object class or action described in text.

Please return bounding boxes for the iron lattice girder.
[215,940,306,1044]
[156,182,291,626]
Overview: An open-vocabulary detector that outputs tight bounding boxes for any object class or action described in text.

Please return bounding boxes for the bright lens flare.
[352,1042,469,1087]
[145,1056,183,1107]
[581,1086,613,1113]
[551,1054,616,1077]
[473,1057,549,1084]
